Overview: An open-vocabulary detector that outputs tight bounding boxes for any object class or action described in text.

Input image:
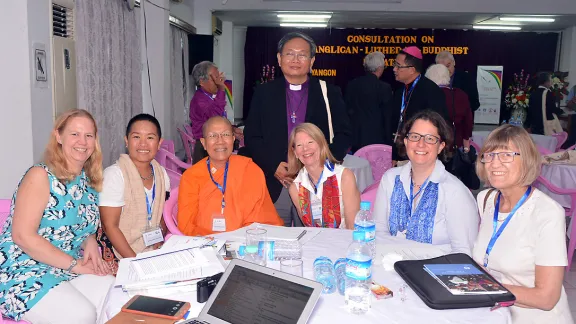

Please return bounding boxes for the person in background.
[178,116,283,236]
[525,72,563,135]
[345,51,393,152]
[563,85,576,148]
[373,110,478,255]
[97,114,170,275]
[435,51,480,113]
[473,125,573,323]
[425,64,473,153]
[287,123,360,229]
[390,46,449,161]
[189,61,228,163]
[243,32,352,227]
[0,109,113,323]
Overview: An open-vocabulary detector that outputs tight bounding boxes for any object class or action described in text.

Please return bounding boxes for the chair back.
[183,124,193,137]
[178,128,196,164]
[353,144,392,182]
[166,169,182,190]
[160,139,175,155]
[533,175,576,271]
[551,132,568,152]
[470,140,482,154]
[537,146,554,156]
[155,148,192,174]
[360,181,379,212]
[163,187,183,237]
[0,199,11,230]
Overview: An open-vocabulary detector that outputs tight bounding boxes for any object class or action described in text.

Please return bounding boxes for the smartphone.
[122,295,190,320]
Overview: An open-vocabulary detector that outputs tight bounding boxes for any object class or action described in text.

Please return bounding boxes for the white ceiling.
[213,11,576,31]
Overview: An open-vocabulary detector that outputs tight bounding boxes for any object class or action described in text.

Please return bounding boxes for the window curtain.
[75,0,142,167]
[169,25,191,156]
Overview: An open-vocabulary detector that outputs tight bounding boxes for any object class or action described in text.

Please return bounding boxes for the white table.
[472,131,558,153]
[100,227,510,324]
[539,164,576,209]
[342,154,374,192]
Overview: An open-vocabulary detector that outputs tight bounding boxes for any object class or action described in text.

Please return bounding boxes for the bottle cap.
[353,231,365,241]
[238,245,246,256]
[360,201,371,210]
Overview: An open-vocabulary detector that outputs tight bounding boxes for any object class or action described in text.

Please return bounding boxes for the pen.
[296,230,307,241]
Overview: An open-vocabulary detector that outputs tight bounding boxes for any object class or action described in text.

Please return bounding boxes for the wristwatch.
[67,258,77,272]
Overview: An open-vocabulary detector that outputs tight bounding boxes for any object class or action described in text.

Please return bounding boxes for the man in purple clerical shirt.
[189,61,228,163]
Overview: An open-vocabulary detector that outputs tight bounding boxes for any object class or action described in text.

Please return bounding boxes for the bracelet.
[67,258,77,272]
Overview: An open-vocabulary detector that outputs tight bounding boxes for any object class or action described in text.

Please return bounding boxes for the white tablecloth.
[342,154,374,192]
[539,164,576,209]
[100,228,510,324]
[472,131,558,152]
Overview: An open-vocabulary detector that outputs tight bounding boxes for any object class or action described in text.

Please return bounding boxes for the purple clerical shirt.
[285,77,309,137]
[189,88,227,139]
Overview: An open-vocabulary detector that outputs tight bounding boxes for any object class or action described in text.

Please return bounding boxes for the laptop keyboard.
[183,320,210,324]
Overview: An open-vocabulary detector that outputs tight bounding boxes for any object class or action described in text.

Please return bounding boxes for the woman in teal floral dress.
[0,109,114,323]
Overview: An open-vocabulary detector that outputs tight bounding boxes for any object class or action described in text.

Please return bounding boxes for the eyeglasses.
[406,132,441,145]
[393,62,414,69]
[205,132,234,141]
[480,152,521,163]
[282,52,310,62]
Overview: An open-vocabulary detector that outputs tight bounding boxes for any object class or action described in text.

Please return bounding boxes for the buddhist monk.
[178,116,283,235]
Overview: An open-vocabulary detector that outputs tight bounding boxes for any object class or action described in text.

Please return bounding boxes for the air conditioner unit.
[51,2,77,118]
[213,16,223,36]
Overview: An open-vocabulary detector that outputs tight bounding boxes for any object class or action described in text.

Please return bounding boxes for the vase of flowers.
[550,71,569,107]
[504,70,531,124]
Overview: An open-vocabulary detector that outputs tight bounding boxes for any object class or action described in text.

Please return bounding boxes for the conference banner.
[475,66,503,125]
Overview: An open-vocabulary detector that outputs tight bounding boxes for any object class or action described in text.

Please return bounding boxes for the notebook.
[182,259,323,324]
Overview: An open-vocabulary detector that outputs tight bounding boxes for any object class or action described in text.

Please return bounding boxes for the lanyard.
[400,75,421,117]
[207,158,229,214]
[200,89,227,118]
[408,176,429,223]
[144,166,156,225]
[484,186,532,267]
[308,161,334,195]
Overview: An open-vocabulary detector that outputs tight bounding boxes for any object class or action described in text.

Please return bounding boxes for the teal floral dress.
[0,164,100,320]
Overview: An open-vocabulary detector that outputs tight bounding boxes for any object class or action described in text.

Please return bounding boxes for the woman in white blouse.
[373,110,478,255]
[472,124,572,323]
[287,123,360,229]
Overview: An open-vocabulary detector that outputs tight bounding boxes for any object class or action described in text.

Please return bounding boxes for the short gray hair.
[277,32,317,58]
[435,51,455,64]
[192,61,217,86]
[363,51,385,72]
[425,64,451,86]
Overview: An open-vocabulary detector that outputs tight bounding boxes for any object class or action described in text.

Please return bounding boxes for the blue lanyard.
[308,161,334,195]
[200,88,215,101]
[144,166,156,224]
[400,75,421,118]
[483,186,532,267]
[207,159,229,214]
[406,176,429,230]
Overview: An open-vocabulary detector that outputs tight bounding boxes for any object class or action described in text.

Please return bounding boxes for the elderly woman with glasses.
[177,116,283,236]
[472,125,573,323]
[373,110,478,255]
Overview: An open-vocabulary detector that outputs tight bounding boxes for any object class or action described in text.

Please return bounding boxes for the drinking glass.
[280,259,304,277]
[245,228,267,266]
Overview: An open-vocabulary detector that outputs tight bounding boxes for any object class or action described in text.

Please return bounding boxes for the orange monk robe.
[177,155,283,236]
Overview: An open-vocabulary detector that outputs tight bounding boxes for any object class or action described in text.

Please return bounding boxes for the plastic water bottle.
[334,258,347,295]
[313,257,337,294]
[345,231,372,314]
[354,201,376,258]
[257,240,302,261]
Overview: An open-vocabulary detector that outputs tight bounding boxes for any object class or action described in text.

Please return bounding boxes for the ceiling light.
[280,23,328,28]
[500,17,555,22]
[473,25,522,31]
[277,14,332,19]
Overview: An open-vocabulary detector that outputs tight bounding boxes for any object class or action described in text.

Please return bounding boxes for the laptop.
[183,259,323,324]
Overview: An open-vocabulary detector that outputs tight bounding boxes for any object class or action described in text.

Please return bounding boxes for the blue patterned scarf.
[389,175,439,243]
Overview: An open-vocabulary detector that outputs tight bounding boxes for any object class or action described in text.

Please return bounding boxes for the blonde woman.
[473,125,573,323]
[0,109,113,323]
[287,123,360,229]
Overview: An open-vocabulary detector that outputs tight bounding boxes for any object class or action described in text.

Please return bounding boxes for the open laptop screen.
[207,265,314,324]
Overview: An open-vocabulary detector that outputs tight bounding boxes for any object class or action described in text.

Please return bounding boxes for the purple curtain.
[243,27,557,119]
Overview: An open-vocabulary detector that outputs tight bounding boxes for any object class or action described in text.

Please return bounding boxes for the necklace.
[287,85,308,124]
[140,168,153,181]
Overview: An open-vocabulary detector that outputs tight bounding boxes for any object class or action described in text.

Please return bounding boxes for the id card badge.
[142,226,164,247]
[212,214,226,232]
[311,196,323,227]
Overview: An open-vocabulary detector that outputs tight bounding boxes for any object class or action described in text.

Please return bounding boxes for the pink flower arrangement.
[504,70,531,110]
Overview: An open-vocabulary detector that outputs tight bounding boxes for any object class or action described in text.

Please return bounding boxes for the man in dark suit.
[243,32,352,226]
[389,46,449,160]
[345,51,393,152]
[436,51,480,113]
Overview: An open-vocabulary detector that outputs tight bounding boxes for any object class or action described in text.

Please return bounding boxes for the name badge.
[311,196,323,227]
[142,227,164,247]
[212,214,226,232]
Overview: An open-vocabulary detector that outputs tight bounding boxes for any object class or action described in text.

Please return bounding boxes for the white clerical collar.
[289,84,302,91]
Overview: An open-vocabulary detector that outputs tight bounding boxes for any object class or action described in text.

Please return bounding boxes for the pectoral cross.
[291,111,297,124]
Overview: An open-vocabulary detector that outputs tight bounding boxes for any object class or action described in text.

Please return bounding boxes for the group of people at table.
[0,31,572,324]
